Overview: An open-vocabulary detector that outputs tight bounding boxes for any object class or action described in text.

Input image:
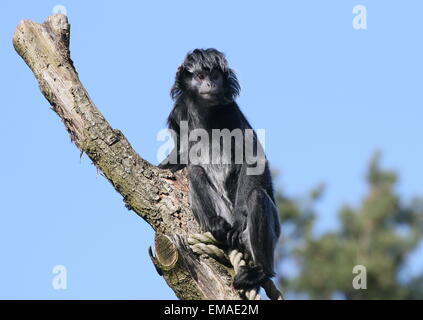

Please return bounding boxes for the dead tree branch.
[13,13,241,300]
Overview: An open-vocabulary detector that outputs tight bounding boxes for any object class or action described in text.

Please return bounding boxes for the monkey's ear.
[227,68,241,98]
[170,66,185,100]
[175,66,189,78]
[175,66,183,75]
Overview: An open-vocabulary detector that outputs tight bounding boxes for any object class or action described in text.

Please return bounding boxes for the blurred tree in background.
[277,152,423,299]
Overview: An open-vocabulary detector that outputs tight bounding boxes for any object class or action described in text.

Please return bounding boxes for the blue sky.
[0,1,422,299]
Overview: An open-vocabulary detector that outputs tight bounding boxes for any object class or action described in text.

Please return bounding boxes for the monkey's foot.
[188,234,283,300]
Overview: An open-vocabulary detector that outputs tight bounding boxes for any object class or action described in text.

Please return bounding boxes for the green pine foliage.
[277,152,423,299]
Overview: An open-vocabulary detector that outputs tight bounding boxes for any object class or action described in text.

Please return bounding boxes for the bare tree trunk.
[13,13,241,300]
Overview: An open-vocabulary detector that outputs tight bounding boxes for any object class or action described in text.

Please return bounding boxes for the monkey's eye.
[196,73,205,80]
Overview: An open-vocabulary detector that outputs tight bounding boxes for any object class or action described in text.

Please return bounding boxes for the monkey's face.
[171,49,240,102]
[187,69,225,103]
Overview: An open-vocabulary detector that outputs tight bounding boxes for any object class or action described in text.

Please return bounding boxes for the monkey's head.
[171,48,240,105]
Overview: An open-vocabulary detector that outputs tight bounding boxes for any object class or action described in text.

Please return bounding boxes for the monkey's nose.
[199,81,215,94]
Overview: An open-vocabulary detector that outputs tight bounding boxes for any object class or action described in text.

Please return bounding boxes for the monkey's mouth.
[199,90,220,99]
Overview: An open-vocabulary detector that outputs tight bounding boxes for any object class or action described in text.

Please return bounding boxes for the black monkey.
[159,49,280,290]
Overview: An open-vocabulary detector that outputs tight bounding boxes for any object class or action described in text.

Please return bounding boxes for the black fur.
[159,48,280,291]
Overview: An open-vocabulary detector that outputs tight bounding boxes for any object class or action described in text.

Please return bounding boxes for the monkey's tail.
[233,265,268,291]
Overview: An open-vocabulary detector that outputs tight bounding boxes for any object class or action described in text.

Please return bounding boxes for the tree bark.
[13,14,241,300]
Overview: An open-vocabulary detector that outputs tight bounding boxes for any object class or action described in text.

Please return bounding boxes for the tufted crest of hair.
[171,48,240,101]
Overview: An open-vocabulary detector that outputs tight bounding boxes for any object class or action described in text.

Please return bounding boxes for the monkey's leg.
[188,165,233,244]
[233,187,280,290]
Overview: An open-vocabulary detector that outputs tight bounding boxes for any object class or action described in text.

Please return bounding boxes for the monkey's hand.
[209,216,243,250]
[209,216,232,247]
